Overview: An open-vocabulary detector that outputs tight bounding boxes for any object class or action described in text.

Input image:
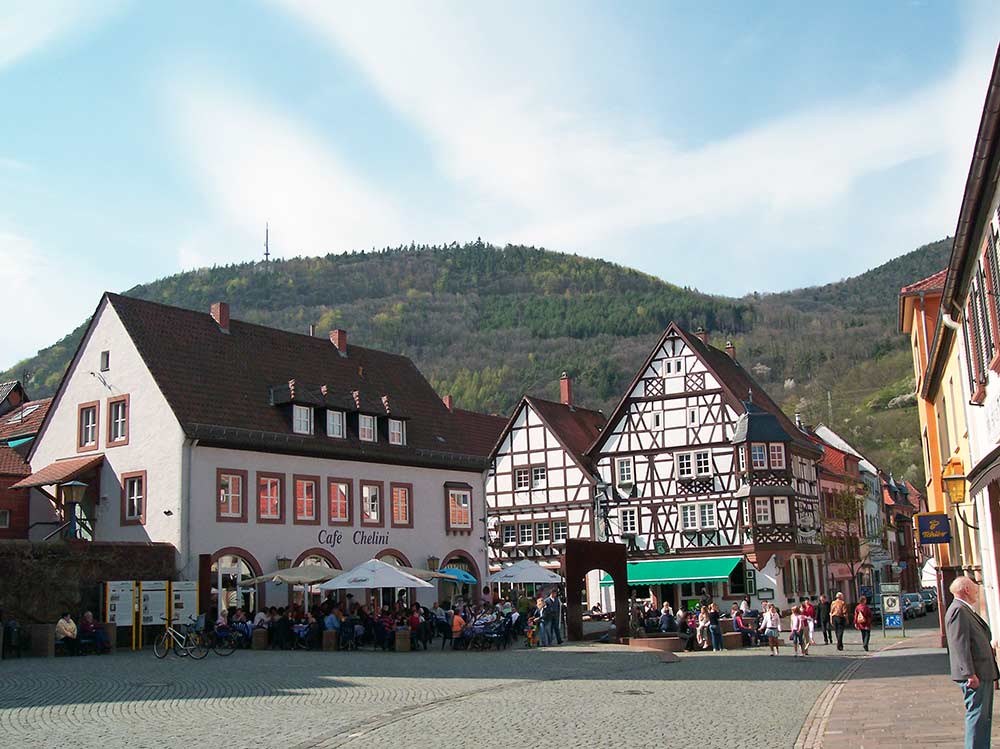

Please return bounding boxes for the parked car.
[903,593,926,617]
[869,599,883,623]
[919,590,937,612]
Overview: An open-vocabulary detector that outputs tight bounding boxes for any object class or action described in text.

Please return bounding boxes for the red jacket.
[854,604,872,631]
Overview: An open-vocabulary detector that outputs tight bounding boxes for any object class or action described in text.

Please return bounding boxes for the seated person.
[658,605,676,633]
[79,611,110,653]
[408,606,427,650]
[55,612,79,656]
[731,604,758,645]
[674,612,698,652]
[450,610,467,647]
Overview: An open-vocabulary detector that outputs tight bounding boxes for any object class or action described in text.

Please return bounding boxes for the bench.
[628,635,686,653]
[31,623,116,657]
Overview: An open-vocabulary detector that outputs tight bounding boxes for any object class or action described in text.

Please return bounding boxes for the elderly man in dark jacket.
[945,576,999,749]
[817,595,832,645]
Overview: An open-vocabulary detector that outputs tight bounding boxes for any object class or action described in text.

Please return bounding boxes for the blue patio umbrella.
[438,567,477,585]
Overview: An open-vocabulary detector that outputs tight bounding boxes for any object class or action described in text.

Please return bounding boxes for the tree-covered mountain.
[3,238,951,482]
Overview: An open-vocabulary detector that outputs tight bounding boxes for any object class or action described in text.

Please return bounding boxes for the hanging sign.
[105,581,135,628]
[914,513,951,545]
[140,580,169,626]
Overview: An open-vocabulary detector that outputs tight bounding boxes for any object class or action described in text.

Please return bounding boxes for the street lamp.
[942,457,966,505]
[427,555,440,571]
[276,555,291,570]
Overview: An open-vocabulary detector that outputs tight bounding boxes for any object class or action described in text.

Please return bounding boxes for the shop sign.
[914,513,951,545]
[318,529,390,548]
[757,587,775,601]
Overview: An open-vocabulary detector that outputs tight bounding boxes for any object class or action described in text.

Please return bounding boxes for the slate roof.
[732,402,793,443]
[0,398,51,442]
[101,294,504,471]
[0,446,30,477]
[899,268,947,296]
[0,381,18,405]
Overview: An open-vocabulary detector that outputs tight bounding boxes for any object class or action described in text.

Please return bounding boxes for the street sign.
[880,583,901,594]
[883,595,900,613]
[884,613,903,628]
[915,512,951,545]
[860,585,873,598]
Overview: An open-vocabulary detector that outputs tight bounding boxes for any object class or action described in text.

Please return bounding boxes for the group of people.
[53,611,111,655]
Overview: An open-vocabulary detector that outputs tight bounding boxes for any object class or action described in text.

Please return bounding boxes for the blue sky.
[2,1,998,369]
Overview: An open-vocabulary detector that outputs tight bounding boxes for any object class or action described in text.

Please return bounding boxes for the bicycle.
[153,616,208,659]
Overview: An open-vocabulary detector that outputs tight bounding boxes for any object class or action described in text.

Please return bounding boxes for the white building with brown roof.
[18,294,505,611]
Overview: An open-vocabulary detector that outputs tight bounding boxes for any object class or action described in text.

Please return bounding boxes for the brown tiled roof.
[0,446,30,477]
[451,408,510,457]
[106,294,501,471]
[12,454,104,488]
[0,398,51,441]
[900,268,947,296]
[526,396,605,464]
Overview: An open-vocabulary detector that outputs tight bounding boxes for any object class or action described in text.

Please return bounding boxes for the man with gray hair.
[945,575,999,748]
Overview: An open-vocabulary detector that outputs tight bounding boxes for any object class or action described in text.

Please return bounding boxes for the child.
[790,605,808,657]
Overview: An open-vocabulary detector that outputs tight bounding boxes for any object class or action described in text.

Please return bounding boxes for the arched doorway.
[374,548,412,610]
[564,539,629,642]
[211,547,263,615]
[440,549,481,605]
[292,548,342,609]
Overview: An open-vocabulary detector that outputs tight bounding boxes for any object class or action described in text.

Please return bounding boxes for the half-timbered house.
[484,374,605,585]
[586,322,824,612]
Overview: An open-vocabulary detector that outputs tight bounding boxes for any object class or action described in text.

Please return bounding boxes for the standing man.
[830,592,848,651]
[544,588,563,645]
[818,595,833,645]
[945,576,999,749]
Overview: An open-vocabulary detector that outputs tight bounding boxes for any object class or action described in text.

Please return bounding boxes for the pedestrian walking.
[945,576,999,749]
[708,603,723,651]
[801,597,817,646]
[830,592,848,651]
[790,605,808,656]
[760,603,781,656]
[818,594,833,645]
[853,596,872,652]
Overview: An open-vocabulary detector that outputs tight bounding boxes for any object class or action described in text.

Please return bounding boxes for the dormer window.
[388,418,405,445]
[359,414,376,442]
[326,410,345,439]
[292,405,313,435]
[768,443,786,469]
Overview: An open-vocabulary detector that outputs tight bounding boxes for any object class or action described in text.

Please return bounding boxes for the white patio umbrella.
[318,559,434,590]
[240,563,341,587]
[488,559,563,585]
[920,557,938,589]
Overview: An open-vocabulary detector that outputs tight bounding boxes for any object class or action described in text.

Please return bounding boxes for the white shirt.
[760,611,781,630]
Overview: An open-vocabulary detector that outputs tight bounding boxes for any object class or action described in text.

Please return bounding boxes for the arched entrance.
[440,549,481,604]
[375,548,413,609]
[564,539,629,642]
[292,547,343,609]
[211,547,263,614]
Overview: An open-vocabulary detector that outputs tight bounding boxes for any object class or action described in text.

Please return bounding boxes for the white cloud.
[0,0,126,72]
[164,77,404,266]
[275,0,998,290]
[0,227,105,369]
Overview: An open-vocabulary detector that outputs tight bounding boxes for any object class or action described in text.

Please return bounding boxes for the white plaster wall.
[28,299,185,548]
[187,445,486,606]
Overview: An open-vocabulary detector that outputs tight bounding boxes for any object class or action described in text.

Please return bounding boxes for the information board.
[171,581,198,624]
[105,581,135,628]
[140,580,168,626]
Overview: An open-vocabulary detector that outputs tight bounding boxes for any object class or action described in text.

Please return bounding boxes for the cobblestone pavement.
[0,626,908,749]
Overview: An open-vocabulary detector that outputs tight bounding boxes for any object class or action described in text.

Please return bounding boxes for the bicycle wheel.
[213,633,236,656]
[153,631,169,659]
[186,633,209,659]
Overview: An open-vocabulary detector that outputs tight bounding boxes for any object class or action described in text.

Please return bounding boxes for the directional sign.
[881,583,901,594]
[884,613,903,629]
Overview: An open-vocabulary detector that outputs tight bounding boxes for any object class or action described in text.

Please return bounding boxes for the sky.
[2,1,998,369]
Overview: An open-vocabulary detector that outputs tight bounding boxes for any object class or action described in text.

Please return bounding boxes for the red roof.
[11,454,104,489]
[526,396,605,464]
[900,269,947,296]
[101,294,501,471]
[0,446,30,477]
[0,398,51,441]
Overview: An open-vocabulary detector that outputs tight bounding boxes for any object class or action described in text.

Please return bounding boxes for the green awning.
[600,556,742,586]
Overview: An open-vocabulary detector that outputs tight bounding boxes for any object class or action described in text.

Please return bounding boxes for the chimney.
[794,412,803,429]
[308,324,315,337]
[210,302,230,333]
[560,372,573,406]
[330,329,348,354]
[695,326,708,344]
[725,340,736,359]
[443,394,453,411]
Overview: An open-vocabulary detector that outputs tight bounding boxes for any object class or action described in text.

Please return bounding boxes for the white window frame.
[620,508,638,535]
[616,456,634,485]
[682,502,716,530]
[295,478,317,521]
[773,496,790,524]
[754,497,772,524]
[676,452,693,479]
[259,477,281,520]
[651,412,663,430]
[326,410,345,439]
[503,524,517,545]
[688,407,699,426]
[768,443,786,469]
[125,476,144,520]
[518,523,533,544]
[535,521,551,543]
[219,473,243,518]
[448,489,472,528]
[662,358,684,377]
[750,443,768,470]
[0,508,8,528]
[359,414,376,442]
[100,350,110,372]
[698,501,717,529]
[681,504,698,530]
[362,484,380,523]
[292,405,313,435]
[531,466,547,489]
[329,481,349,523]
[514,468,531,490]
[110,400,127,443]
[388,418,405,445]
[80,406,97,447]
[695,451,712,477]
[552,520,568,542]
[738,447,746,472]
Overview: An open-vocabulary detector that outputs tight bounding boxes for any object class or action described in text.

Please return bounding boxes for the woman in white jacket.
[759,603,782,656]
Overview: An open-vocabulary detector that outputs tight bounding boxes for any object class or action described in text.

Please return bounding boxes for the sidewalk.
[818,630,999,748]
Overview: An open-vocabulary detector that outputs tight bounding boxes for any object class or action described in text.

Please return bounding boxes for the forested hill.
[3,238,951,481]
